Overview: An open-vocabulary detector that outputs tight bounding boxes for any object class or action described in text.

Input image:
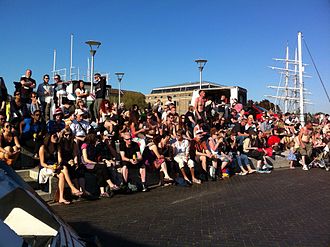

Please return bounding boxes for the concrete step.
[16,167,58,203]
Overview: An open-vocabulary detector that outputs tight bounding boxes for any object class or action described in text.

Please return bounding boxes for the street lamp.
[115,72,125,106]
[195,59,207,89]
[85,40,101,93]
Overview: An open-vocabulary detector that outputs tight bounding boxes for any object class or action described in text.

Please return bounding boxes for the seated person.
[172,130,201,185]
[59,128,89,196]
[39,133,82,205]
[46,108,65,133]
[243,129,271,173]
[81,133,119,197]
[144,135,173,184]
[120,132,148,192]
[19,109,46,158]
[0,122,21,166]
[190,130,213,180]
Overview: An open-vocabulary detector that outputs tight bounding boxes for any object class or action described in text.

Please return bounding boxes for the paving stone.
[52,168,330,246]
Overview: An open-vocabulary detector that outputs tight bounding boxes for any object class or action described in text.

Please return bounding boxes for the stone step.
[16,167,58,203]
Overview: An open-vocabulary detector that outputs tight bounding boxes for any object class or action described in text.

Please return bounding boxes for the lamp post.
[115,72,125,106]
[85,40,101,93]
[195,59,207,89]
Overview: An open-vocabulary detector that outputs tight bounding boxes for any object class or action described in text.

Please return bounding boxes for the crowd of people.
[0,69,329,205]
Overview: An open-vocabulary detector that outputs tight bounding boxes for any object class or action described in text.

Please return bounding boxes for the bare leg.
[122,166,128,183]
[140,168,146,183]
[61,166,80,194]
[160,162,172,179]
[180,167,189,180]
[57,173,68,203]
[200,156,207,172]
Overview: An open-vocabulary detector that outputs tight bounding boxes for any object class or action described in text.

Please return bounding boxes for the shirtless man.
[194,90,206,120]
[298,121,313,170]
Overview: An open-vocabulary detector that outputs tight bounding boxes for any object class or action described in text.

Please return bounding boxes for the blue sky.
[0,0,329,113]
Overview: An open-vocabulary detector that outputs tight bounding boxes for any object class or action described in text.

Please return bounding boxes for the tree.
[122,91,147,109]
[258,99,281,112]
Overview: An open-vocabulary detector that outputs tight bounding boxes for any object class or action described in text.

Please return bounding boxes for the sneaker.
[262,163,273,170]
[142,183,149,192]
[209,166,216,179]
[257,168,271,174]
[302,165,308,171]
[238,171,248,176]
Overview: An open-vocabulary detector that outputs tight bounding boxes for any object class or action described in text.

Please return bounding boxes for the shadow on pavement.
[69,221,151,247]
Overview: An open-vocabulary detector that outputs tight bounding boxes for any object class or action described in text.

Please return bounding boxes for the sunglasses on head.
[124,138,132,141]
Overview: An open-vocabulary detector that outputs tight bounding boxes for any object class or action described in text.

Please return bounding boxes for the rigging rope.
[303,38,330,104]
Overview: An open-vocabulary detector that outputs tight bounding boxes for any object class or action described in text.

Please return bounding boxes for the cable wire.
[303,38,330,104]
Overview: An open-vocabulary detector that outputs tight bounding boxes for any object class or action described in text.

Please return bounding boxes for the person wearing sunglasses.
[37,74,54,122]
[9,90,29,123]
[0,121,21,166]
[19,109,46,159]
[120,132,148,192]
[28,92,42,116]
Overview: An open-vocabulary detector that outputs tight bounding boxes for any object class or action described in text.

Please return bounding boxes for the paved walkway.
[52,168,330,247]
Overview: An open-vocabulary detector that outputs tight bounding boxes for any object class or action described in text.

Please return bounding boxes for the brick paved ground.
[52,168,330,247]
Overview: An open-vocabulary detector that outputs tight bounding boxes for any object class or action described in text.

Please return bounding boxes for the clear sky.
[0,0,329,113]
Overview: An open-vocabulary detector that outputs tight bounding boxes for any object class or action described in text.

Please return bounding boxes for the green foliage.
[122,91,147,109]
[257,99,281,112]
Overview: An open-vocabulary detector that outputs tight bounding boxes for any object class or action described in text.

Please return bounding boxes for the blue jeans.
[236,153,249,168]
[236,136,246,146]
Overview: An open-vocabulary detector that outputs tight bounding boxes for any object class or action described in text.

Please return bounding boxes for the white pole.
[298,31,305,126]
[294,48,298,112]
[199,69,202,89]
[284,44,289,113]
[118,81,121,106]
[70,34,73,81]
[87,58,90,83]
[90,54,94,93]
[53,49,56,83]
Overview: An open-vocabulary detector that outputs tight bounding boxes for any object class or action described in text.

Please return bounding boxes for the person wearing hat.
[46,108,65,134]
[70,109,91,143]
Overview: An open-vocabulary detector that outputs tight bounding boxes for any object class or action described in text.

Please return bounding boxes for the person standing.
[37,74,54,122]
[194,90,206,120]
[18,69,36,104]
[0,77,8,112]
[298,121,313,171]
[93,73,106,122]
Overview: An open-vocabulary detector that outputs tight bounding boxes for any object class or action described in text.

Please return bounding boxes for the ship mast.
[265,32,311,117]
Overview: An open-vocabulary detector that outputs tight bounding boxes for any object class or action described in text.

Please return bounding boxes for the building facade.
[146,81,247,115]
